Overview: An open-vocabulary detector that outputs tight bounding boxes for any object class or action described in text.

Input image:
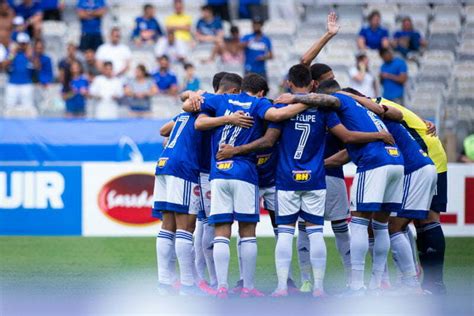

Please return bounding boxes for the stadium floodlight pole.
[300,12,340,67]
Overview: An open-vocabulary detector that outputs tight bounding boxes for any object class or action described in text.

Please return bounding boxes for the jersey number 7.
[294,123,310,160]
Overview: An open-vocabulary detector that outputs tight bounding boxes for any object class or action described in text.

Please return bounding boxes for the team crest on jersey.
[292,170,312,182]
[385,146,400,157]
[217,160,234,171]
[157,158,168,168]
[256,154,271,166]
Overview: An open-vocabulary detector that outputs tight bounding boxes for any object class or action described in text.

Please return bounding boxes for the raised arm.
[217,128,281,161]
[324,149,350,168]
[329,124,395,145]
[275,93,341,110]
[301,12,340,66]
[339,91,403,122]
[195,111,254,131]
[160,120,175,137]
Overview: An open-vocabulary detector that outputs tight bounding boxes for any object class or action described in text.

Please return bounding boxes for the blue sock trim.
[213,237,230,245]
[306,226,323,235]
[176,229,193,242]
[278,226,295,235]
[158,230,175,240]
[372,220,388,230]
[390,231,404,239]
[240,237,257,244]
[351,217,370,226]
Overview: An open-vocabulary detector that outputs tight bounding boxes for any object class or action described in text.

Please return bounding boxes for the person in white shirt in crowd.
[89,61,124,119]
[154,29,188,64]
[348,52,378,98]
[95,27,131,78]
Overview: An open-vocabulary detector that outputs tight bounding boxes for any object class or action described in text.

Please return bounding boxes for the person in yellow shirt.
[165,0,192,43]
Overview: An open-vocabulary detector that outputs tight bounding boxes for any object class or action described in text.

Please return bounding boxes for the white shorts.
[276,189,326,225]
[325,176,350,221]
[259,186,276,212]
[199,173,211,218]
[397,165,438,220]
[350,164,404,212]
[152,175,200,218]
[209,179,259,224]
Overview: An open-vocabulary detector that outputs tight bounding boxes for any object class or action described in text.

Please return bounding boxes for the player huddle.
[152,14,448,299]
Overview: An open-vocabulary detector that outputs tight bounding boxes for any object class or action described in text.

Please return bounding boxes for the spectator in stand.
[10,16,26,43]
[83,48,99,80]
[124,64,158,117]
[348,52,378,98]
[89,61,123,119]
[392,16,427,59]
[62,60,89,117]
[240,18,272,79]
[96,27,131,78]
[181,63,200,91]
[195,5,223,44]
[32,39,53,85]
[207,0,230,22]
[4,32,36,114]
[358,10,389,51]
[132,3,163,47]
[76,0,107,52]
[0,0,14,49]
[41,0,64,21]
[13,0,43,40]
[239,0,261,20]
[58,42,82,86]
[152,55,178,96]
[379,47,408,104]
[154,29,187,64]
[165,0,192,44]
[205,25,243,65]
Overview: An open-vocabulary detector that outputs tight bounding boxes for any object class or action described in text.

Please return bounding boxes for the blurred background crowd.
[0,0,473,162]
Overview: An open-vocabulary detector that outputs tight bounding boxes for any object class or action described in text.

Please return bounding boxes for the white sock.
[369,220,390,290]
[194,220,206,282]
[350,217,370,290]
[390,232,419,287]
[213,237,230,289]
[240,237,257,290]
[175,229,195,287]
[202,222,217,286]
[297,222,311,283]
[156,229,175,285]
[332,221,351,285]
[275,225,294,291]
[236,234,243,282]
[307,226,326,291]
[405,226,419,269]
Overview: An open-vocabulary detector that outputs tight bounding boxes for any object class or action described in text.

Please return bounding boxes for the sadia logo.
[217,161,233,171]
[292,170,311,182]
[98,173,158,225]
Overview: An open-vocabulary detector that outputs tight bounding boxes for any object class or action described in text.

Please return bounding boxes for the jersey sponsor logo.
[256,153,271,166]
[193,184,201,197]
[98,173,158,225]
[292,170,312,182]
[228,99,252,109]
[385,146,400,157]
[216,160,234,171]
[157,158,168,168]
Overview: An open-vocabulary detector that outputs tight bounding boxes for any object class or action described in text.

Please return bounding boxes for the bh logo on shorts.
[256,154,271,166]
[292,170,312,182]
[217,161,233,171]
[385,146,400,157]
[157,158,168,168]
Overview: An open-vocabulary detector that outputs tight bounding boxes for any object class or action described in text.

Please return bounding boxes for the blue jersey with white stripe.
[155,113,201,183]
[384,120,433,174]
[333,93,404,172]
[274,104,341,191]
[324,133,345,179]
[256,122,281,188]
[201,92,273,185]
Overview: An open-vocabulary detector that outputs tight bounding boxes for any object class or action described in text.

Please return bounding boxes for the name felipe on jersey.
[217,160,234,171]
[157,157,168,168]
[292,170,312,182]
[256,153,271,166]
[385,146,400,157]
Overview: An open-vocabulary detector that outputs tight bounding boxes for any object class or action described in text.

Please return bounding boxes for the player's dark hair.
[242,73,269,96]
[158,54,170,62]
[379,47,391,57]
[201,4,212,12]
[103,61,113,68]
[341,87,366,97]
[219,73,243,92]
[368,10,381,21]
[316,79,341,94]
[310,63,332,81]
[230,25,239,34]
[288,64,312,88]
[212,71,228,92]
[183,63,194,70]
[144,3,153,11]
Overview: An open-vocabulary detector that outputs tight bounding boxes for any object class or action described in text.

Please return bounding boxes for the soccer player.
[276,79,405,295]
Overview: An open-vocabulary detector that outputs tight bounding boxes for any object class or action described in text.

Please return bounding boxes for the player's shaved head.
[242,73,269,97]
[310,63,335,89]
[218,73,242,93]
[212,72,228,92]
[341,87,366,97]
[316,79,341,94]
[288,64,312,89]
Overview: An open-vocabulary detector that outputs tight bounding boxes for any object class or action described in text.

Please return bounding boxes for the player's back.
[333,93,404,171]
[324,133,345,179]
[155,112,201,183]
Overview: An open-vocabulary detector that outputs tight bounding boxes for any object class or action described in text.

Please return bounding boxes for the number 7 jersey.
[155,112,202,184]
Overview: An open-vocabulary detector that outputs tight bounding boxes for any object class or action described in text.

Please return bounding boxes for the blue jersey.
[196,17,223,36]
[201,92,273,185]
[132,16,163,41]
[155,113,202,183]
[384,120,433,174]
[198,92,215,174]
[65,75,89,113]
[333,93,404,172]
[275,105,341,191]
[8,52,34,84]
[76,0,106,35]
[241,33,272,76]
[35,53,54,85]
[324,133,344,179]
[153,70,177,91]
[256,122,280,188]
